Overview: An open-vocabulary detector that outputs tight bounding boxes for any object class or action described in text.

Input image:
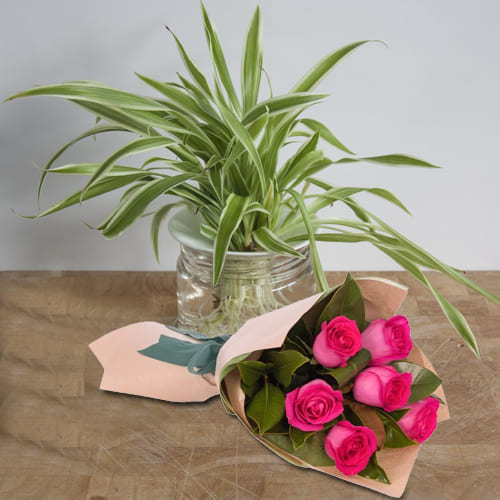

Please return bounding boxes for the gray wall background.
[1,0,499,271]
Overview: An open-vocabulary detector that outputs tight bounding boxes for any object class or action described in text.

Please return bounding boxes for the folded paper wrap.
[89,277,449,498]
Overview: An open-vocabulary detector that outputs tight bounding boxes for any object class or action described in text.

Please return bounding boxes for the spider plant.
[5,3,499,353]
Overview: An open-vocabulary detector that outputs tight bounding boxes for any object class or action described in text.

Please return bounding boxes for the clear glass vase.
[175,243,318,336]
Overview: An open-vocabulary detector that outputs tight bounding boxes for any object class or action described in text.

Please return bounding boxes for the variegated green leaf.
[291,40,376,92]
[252,226,304,258]
[6,81,167,111]
[241,6,263,113]
[101,174,195,238]
[213,194,250,285]
[299,118,354,154]
[201,3,241,114]
[287,189,328,291]
[333,154,440,169]
[242,93,327,126]
[151,202,185,261]
[37,124,130,203]
[25,173,152,218]
[82,136,175,198]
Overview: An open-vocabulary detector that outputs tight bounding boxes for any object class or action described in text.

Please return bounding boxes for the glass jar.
[176,243,318,336]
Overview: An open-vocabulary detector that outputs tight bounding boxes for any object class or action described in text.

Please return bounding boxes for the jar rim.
[168,206,309,256]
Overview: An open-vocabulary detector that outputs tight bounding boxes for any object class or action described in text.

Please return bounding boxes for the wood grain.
[0,271,499,499]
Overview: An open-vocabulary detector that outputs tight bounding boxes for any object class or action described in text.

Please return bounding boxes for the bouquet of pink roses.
[231,275,442,481]
[90,274,448,497]
[214,275,448,496]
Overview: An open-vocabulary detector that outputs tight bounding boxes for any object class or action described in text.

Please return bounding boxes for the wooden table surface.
[0,271,498,500]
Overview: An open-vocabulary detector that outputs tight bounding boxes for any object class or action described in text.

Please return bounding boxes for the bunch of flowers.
[90,274,447,496]
[233,274,443,483]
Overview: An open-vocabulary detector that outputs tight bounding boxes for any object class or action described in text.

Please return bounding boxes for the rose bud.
[285,379,344,432]
[324,420,377,476]
[312,316,362,368]
[362,315,412,366]
[398,396,440,443]
[352,365,412,412]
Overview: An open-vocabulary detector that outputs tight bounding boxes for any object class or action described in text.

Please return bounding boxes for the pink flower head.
[398,396,440,443]
[353,365,412,412]
[362,315,412,366]
[285,379,344,432]
[324,420,377,476]
[312,316,362,368]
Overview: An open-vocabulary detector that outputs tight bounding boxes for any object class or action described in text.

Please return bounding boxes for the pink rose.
[398,396,439,443]
[362,315,412,366]
[285,379,344,432]
[324,420,377,475]
[312,316,362,368]
[352,365,412,411]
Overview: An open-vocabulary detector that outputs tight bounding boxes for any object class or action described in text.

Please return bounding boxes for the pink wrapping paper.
[89,322,218,402]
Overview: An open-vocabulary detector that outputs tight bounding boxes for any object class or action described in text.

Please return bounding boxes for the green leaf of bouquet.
[388,408,410,421]
[342,403,387,452]
[240,381,261,398]
[219,352,253,386]
[430,394,445,405]
[283,319,314,357]
[238,360,268,394]
[297,288,339,337]
[321,348,371,388]
[264,420,290,435]
[246,382,286,434]
[376,410,416,448]
[263,350,309,387]
[213,193,250,285]
[289,426,316,451]
[389,361,442,403]
[264,431,335,467]
[342,405,363,426]
[316,272,365,332]
[358,453,391,484]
